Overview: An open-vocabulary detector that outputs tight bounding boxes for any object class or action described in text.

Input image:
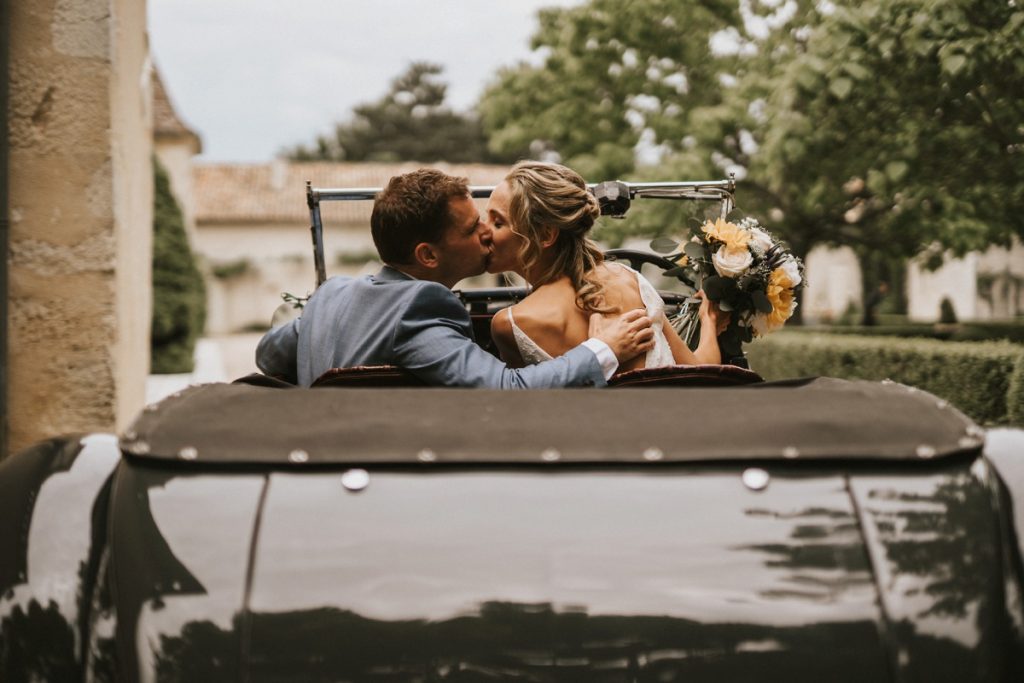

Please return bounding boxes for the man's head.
[371,169,492,288]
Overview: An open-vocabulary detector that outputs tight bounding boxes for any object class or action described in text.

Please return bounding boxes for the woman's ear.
[412,242,440,269]
[539,225,559,249]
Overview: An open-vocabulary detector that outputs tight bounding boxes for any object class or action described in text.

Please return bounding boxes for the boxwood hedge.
[746,332,1024,426]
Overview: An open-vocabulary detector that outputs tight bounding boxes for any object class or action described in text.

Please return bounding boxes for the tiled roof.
[153,68,201,148]
[193,161,512,224]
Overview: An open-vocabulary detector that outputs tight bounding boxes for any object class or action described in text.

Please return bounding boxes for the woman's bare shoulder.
[592,262,644,311]
[490,305,513,339]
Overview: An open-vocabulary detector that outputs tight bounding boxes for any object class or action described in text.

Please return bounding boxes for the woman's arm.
[664,293,726,365]
[664,312,701,365]
[693,294,726,364]
[490,307,527,368]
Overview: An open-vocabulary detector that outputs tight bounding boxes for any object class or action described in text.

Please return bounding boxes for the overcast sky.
[149,0,583,163]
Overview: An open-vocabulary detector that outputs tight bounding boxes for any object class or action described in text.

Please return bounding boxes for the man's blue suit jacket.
[256,266,606,388]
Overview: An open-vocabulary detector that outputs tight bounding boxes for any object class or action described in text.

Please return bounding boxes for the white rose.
[750,227,774,253]
[712,246,753,278]
[778,256,802,287]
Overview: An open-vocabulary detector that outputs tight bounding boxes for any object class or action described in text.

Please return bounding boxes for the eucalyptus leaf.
[702,275,735,300]
[683,241,706,260]
[650,236,679,253]
[751,290,774,314]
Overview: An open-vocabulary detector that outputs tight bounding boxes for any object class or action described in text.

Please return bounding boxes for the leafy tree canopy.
[287,62,522,164]
[479,0,1024,262]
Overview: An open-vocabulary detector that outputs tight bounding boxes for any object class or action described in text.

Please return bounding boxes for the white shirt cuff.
[582,338,619,380]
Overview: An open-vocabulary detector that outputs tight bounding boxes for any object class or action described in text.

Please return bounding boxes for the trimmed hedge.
[792,321,1024,344]
[151,158,206,373]
[746,332,1024,426]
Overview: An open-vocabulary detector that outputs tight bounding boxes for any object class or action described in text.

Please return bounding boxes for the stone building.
[802,243,1024,324]
[192,161,510,334]
[5,0,153,455]
[152,68,202,242]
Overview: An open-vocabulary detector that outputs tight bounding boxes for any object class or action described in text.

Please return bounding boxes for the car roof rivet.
[958,436,980,449]
[642,447,664,461]
[129,441,150,455]
[782,446,800,459]
[936,399,949,409]
[178,446,198,461]
[916,444,936,459]
[288,449,310,464]
[417,449,437,463]
[541,448,561,462]
[967,425,985,438]
[742,467,770,491]
[881,378,894,385]
[341,468,371,492]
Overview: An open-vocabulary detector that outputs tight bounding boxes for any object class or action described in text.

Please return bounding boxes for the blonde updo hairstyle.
[505,161,612,314]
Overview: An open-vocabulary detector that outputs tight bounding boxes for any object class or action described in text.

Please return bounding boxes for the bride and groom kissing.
[256,162,727,388]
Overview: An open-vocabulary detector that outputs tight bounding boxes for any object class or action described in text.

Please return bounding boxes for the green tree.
[479,0,1024,267]
[754,0,1024,262]
[151,158,206,374]
[287,62,520,163]
[479,0,741,180]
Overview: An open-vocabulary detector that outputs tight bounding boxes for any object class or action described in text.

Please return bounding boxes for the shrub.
[151,158,206,374]
[1007,355,1024,425]
[746,332,1024,425]
[939,297,958,324]
[211,258,251,280]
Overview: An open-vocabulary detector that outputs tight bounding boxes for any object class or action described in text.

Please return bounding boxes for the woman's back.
[508,262,668,373]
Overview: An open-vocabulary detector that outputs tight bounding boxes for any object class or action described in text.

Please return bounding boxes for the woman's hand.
[696,290,731,336]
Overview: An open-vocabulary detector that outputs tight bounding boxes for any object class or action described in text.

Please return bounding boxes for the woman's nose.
[478,222,494,245]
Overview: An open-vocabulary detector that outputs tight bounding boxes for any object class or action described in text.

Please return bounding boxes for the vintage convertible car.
[2,181,1024,682]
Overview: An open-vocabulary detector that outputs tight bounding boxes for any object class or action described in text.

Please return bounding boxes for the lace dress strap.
[507,308,554,364]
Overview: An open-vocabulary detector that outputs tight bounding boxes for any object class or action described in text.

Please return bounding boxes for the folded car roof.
[122,378,981,466]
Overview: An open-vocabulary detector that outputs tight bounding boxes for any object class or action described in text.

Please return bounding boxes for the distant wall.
[196,221,377,334]
[155,140,198,242]
[7,0,152,453]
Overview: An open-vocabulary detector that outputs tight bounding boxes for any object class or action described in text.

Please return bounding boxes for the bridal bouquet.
[652,216,805,358]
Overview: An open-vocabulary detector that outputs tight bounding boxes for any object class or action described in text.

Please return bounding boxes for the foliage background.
[476,0,1023,277]
[152,159,206,374]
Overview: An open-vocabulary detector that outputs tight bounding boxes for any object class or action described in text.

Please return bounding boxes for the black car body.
[2,373,1024,682]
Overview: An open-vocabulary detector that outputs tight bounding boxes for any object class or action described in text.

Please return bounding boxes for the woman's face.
[485,180,527,275]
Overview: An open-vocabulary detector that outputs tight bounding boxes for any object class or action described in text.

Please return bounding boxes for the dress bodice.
[508,263,676,368]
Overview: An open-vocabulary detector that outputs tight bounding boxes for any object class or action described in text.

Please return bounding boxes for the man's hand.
[589,309,655,363]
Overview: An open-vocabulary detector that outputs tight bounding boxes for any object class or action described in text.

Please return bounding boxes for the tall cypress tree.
[151,158,206,374]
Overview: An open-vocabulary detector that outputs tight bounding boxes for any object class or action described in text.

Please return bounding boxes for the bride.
[486,161,726,372]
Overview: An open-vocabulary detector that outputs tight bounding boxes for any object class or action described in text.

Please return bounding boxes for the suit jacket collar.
[374,265,416,283]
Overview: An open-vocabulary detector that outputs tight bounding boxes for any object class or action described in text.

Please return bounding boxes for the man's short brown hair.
[371,169,470,265]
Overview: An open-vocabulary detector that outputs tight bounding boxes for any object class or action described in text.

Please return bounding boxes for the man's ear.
[412,242,440,269]
[539,226,559,249]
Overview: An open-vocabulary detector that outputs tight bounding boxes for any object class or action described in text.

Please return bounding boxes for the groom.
[256,169,654,387]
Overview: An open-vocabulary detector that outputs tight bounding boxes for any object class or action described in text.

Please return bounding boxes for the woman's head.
[486,161,610,312]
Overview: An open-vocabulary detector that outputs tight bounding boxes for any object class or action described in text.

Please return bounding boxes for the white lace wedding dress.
[507,262,676,368]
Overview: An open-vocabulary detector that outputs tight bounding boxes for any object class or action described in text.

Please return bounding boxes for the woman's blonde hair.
[505,161,612,314]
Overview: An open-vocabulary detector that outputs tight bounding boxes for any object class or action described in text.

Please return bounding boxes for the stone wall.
[7,0,152,453]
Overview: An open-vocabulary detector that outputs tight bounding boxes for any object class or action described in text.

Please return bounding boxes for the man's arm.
[394,284,649,389]
[255,318,300,384]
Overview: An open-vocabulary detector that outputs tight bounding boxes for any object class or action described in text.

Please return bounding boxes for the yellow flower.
[702,218,751,252]
[753,267,798,336]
